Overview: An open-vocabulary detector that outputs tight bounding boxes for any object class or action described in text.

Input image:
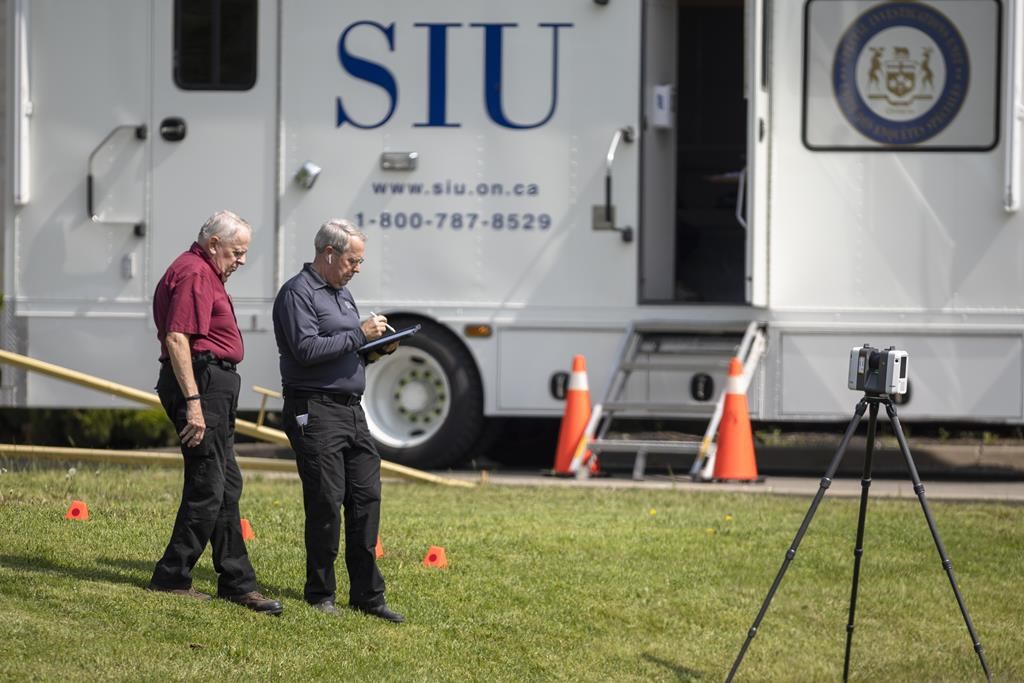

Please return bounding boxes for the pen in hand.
[370,311,396,333]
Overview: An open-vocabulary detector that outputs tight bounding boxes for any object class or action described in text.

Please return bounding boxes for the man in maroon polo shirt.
[147,210,282,615]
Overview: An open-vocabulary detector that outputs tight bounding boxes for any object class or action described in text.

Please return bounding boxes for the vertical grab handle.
[87,124,148,234]
[735,167,748,229]
[594,126,635,242]
[86,174,94,219]
[1006,0,1023,212]
[605,173,613,222]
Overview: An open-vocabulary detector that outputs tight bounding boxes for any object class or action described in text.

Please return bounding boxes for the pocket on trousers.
[173,396,225,432]
[286,398,328,461]
[198,396,225,430]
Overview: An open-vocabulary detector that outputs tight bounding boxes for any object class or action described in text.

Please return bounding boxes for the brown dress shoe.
[218,590,284,615]
[146,583,212,601]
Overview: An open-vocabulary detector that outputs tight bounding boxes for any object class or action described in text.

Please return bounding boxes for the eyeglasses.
[326,247,364,266]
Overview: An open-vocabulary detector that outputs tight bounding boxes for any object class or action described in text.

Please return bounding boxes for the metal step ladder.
[570,320,767,481]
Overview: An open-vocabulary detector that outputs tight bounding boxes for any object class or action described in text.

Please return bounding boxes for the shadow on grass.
[97,556,304,602]
[0,552,303,602]
[642,653,706,681]
[0,553,216,590]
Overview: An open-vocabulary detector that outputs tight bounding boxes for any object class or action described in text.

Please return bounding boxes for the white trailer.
[2,0,1022,468]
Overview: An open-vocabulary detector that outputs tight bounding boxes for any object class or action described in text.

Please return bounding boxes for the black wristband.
[185,394,201,402]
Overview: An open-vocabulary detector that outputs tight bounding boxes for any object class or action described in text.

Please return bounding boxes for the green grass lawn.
[0,464,1021,682]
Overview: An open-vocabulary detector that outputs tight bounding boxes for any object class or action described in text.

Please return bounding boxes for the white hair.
[315,219,366,254]
[197,210,251,244]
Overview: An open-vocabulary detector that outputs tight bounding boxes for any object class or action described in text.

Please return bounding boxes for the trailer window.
[175,0,257,90]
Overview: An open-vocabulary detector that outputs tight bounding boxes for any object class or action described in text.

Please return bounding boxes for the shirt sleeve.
[275,287,367,366]
[164,272,212,336]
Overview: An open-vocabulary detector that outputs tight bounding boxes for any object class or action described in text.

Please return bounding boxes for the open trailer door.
[744,0,770,307]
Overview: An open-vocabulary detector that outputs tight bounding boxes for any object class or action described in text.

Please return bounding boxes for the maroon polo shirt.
[153,242,244,364]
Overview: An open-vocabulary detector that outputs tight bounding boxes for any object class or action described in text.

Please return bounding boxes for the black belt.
[285,389,362,406]
[161,352,237,372]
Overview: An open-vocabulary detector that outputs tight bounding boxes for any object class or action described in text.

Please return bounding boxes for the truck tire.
[363,317,484,469]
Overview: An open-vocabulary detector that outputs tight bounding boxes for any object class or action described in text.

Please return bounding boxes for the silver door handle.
[87,123,147,236]
[593,126,635,242]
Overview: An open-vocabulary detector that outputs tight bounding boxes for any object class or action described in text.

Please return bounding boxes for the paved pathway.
[234,442,1024,503]
[431,470,1024,503]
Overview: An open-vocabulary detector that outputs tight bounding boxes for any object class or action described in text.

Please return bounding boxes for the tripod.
[725,394,992,682]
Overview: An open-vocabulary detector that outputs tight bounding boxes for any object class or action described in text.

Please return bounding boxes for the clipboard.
[358,324,421,353]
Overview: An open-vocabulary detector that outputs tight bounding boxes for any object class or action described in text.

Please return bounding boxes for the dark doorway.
[675,1,747,303]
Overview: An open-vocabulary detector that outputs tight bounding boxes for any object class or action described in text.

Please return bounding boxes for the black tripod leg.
[726,399,869,683]
[843,401,879,682]
[886,403,993,682]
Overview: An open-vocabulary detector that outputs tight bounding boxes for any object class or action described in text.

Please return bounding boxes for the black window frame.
[174,0,259,91]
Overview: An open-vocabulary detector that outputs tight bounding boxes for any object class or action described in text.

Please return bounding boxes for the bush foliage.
[0,408,176,449]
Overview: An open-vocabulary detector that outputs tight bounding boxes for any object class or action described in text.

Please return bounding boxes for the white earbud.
[327,254,333,264]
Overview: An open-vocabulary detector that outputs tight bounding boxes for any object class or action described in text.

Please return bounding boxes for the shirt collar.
[302,262,334,291]
[189,242,222,278]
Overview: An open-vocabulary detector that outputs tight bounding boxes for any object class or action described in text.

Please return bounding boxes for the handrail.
[693,323,768,481]
[13,0,31,206]
[604,127,632,220]
[252,385,282,427]
[565,322,640,474]
[599,126,635,242]
[0,349,474,488]
[735,167,748,229]
[1006,0,1023,212]
[87,123,148,234]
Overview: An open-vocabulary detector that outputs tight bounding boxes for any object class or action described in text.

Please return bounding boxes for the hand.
[361,315,388,341]
[179,400,207,447]
[366,341,399,364]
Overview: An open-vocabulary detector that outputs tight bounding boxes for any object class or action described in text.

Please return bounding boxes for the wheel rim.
[363,346,452,449]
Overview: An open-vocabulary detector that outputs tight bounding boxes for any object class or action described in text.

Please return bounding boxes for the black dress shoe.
[146,583,212,601]
[311,599,338,616]
[218,590,284,616]
[350,602,405,623]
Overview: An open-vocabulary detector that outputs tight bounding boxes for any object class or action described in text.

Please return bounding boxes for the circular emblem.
[833,3,969,145]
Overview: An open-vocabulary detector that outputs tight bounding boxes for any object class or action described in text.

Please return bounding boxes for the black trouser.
[150,361,257,596]
[282,394,386,607]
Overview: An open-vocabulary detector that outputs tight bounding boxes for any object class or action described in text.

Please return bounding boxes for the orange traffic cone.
[65,500,89,521]
[240,518,256,541]
[422,545,448,569]
[375,535,384,559]
[553,355,592,475]
[713,358,760,482]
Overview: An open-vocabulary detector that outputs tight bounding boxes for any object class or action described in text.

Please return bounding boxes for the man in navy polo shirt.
[147,210,282,615]
[273,218,403,622]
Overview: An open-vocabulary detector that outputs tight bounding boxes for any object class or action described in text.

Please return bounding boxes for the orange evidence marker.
[422,545,448,569]
[65,500,89,521]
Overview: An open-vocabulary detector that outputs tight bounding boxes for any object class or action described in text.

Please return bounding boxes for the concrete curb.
[420,471,1024,503]
[755,440,1024,478]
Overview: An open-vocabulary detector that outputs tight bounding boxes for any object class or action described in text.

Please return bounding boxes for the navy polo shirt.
[272,263,369,394]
